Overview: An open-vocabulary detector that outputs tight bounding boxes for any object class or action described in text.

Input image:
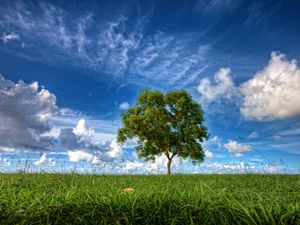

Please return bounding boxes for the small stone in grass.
[121,187,135,193]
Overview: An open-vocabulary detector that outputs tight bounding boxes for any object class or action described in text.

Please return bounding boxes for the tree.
[117,89,208,175]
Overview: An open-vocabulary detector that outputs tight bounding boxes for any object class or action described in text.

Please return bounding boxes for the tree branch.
[165,151,170,160]
[170,152,177,160]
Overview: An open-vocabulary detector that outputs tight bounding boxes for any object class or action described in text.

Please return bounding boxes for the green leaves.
[117,89,208,174]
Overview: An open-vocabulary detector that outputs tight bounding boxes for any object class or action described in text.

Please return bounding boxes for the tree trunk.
[167,158,172,175]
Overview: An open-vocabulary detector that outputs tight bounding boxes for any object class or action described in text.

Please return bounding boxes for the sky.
[0,0,300,174]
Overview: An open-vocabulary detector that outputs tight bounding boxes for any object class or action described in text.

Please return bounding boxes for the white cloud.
[104,139,123,159]
[59,122,123,162]
[0,158,11,166]
[52,110,120,146]
[0,1,211,88]
[56,108,85,117]
[52,110,119,135]
[0,2,142,77]
[59,119,100,151]
[196,161,287,174]
[204,150,213,159]
[248,131,259,139]
[145,155,168,173]
[122,161,144,172]
[0,75,57,151]
[205,135,222,147]
[73,119,94,142]
[0,146,15,153]
[279,128,300,136]
[119,102,129,110]
[34,153,56,166]
[144,155,184,174]
[130,33,211,86]
[240,52,300,121]
[67,150,98,163]
[41,128,61,139]
[202,136,221,157]
[198,68,236,102]
[34,153,47,165]
[264,165,278,174]
[198,52,300,121]
[223,140,252,156]
[210,135,221,143]
[1,32,20,43]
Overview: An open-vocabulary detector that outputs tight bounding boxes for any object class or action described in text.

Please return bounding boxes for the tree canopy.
[117,89,208,174]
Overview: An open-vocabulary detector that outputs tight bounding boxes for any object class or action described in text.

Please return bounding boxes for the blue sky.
[0,0,299,174]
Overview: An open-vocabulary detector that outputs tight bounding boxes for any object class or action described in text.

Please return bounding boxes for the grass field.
[0,174,299,225]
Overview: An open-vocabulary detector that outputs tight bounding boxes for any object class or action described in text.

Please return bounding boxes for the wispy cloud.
[279,128,300,136]
[130,33,210,86]
[244,1,281,28]
[0,1,211,88]
[1,32,20,43]
[195,0,242,15]
[248,131,259,139]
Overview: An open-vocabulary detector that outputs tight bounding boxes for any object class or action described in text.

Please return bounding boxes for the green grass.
[0,174,299,224]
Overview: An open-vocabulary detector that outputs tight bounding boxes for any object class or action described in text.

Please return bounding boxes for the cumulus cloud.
[196,161,287,174]
[59,119,99,151]
[223,140,252,156]
[67,150,99,164]
[119,102,129,110]
[145,155,168,173]
[1,32,20,43]
[143,155,184,173]
[52,108,119,145]
[248,131,259,139]
[264,165,279,174]
[122,161,144,172]
[198,52,300,121]
[33,153,56,166]
[59,120,124,163]
[0,75,57,151]
[197,68,237,102]
[34,153,47,165]
[73,119,95,142]
[104,139,123,160]
[240,52,300,121]
[204,150,213,159]
[0,158,11,166]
